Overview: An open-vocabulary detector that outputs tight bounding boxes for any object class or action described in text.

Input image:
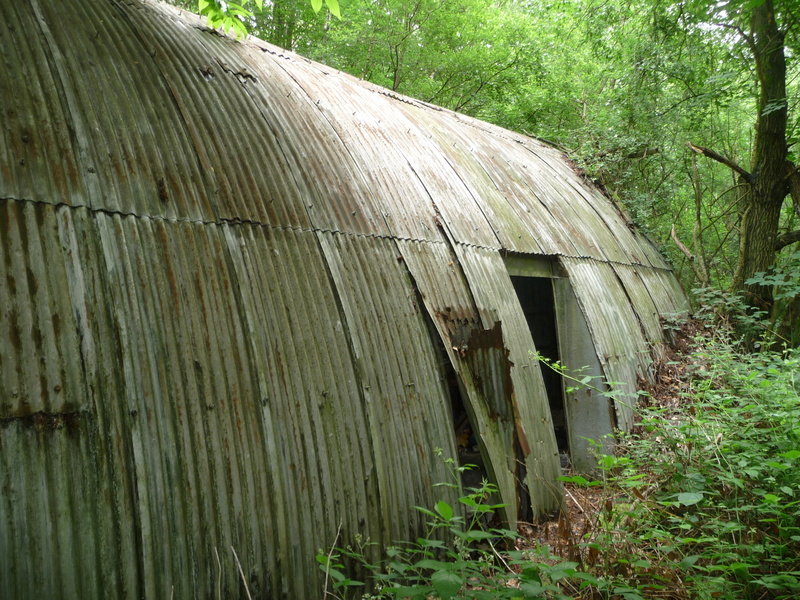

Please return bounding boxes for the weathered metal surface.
[452,244,563,516]
[0,1,690,598]
[553,277,615,473]
[559,258,649,431]
[315,231,459,539]
[395,238,522,523]
[0,200,85,417]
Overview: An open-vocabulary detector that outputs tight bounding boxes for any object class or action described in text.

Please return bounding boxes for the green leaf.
[679,555,701,569]
[463,530,495,541]
[677,492,704,506]
[519,582,549,596]
[415,506,438,519]
[325,0,341,18]
[311,0,323,12]
[435,500,454,520]
[414,559,450,571]
[431,570,464,600]
[417,537,446,548]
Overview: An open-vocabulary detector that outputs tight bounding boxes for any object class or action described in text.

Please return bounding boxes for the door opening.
[510,276,568,453]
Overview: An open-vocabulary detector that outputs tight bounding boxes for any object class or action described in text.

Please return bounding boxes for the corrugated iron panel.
[280,56,502,247]
[2,204,433,599]
[0,1,84,205]
[222,225,388,596]
[91,212,289,600]
[413,111,580,255]
[106,0,313,227]
[612,264,668,344]
[396,239,521,523]
[636,266,691,317]
[9,0,220,220]
[212,40,391,235]
[451,244,563,517]
[0,413,116,600]
[243,48,445,243]
[316,231,459,539]
[0,199,85,417]
[560,258,651,430]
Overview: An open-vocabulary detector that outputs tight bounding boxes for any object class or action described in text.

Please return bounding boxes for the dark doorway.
[510,276,568,452]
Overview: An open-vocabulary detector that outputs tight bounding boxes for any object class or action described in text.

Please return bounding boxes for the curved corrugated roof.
[0,1,687,599]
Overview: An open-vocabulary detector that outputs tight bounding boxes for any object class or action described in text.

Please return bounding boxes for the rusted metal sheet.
[451,244,563,517]
[396,239,522,524]
[1,2,83,206]
[0,200,85,417]
[116,0,315,228]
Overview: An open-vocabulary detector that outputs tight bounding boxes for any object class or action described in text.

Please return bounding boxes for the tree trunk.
[732,184,785,310]
[270,0,297,50]
[730,0,788,312]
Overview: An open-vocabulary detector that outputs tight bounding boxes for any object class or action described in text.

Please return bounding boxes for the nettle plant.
[582,335,800,600]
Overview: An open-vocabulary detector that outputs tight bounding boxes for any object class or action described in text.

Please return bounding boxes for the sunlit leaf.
[326,0,341,18]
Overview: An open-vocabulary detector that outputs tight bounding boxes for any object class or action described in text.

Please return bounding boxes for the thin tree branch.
[670,224,709,286]
[687,142,753,184]
[776,230,800,250]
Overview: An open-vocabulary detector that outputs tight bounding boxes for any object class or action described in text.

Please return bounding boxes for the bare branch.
[776,230,800,250]
[687,142,753,184]
[671,224,710,286]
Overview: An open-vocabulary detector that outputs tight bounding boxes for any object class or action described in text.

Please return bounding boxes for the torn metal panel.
[560,258,649,430]
[452,244,563,517]
[395,239,521,524]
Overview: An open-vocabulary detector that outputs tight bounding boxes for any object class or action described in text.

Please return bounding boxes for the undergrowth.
[318,324,800,600]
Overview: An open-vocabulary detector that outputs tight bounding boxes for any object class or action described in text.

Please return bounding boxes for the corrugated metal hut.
[0,1,688,598]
